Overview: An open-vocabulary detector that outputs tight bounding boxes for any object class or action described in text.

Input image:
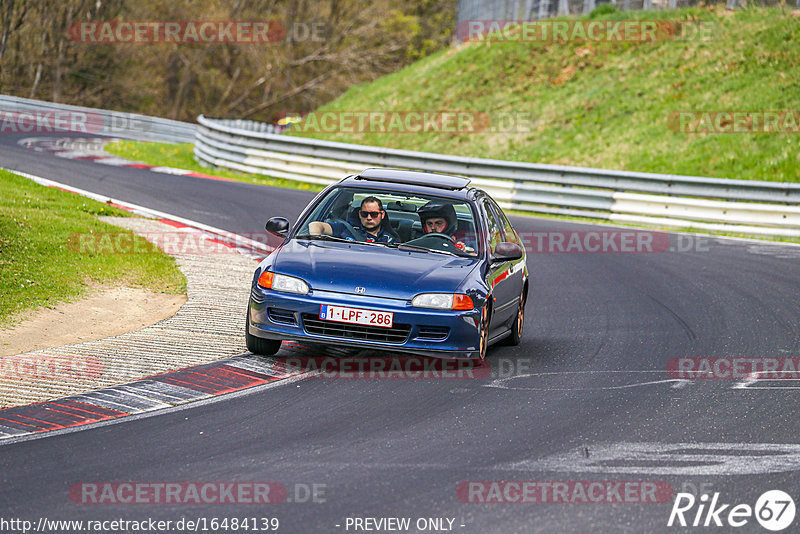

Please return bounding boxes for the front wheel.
[245,316,282,356]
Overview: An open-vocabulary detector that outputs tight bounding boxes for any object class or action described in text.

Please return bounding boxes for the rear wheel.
[245,316,282,356]
[504,295,525,346]
[478,305,490,359]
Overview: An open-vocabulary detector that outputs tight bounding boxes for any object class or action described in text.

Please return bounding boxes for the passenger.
[417,201,475,253]
[309,196,398,243]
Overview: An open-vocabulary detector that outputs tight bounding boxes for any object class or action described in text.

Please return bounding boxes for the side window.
[481,199,503,253]
[493,202,519,245]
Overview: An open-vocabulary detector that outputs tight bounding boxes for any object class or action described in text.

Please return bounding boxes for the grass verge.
[0,169,186,327]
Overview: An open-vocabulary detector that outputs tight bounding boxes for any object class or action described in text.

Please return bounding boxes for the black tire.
[478,305,490,359]
[245,316,282,356]
[503,295,525,346]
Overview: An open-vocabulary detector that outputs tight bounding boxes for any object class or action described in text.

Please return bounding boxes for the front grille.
[268,308,297,325]
[416,326,450,341]
[302,314,411,344]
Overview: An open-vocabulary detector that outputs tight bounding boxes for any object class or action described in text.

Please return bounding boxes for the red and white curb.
[4,168,276,261]
[0,167,293,442]
[0,355,283,440]
[0,338,356,443]
[19,136,236,182]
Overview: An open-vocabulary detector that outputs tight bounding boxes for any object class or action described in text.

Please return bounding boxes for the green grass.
[104,141,324,192]
[0,169,186,326]
[289,6,800,182]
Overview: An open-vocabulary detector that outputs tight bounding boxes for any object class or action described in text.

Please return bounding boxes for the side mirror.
[492,242,523,262]
[265,217,290,238]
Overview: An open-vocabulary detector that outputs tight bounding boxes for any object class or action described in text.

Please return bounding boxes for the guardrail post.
[523,0,536,19]
[537,0,551,20]
[558,0,570,15]
[583,0,596,14]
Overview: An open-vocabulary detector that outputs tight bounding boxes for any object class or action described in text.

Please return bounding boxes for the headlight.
[412,293,474,310]
[257,271,309,295]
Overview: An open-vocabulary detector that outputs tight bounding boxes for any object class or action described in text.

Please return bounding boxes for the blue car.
[246,168,528,359]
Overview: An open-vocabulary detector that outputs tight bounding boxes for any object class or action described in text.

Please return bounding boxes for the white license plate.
[319,305,393,328]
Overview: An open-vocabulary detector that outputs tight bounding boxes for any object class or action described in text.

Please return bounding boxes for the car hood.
[272,240,480,300]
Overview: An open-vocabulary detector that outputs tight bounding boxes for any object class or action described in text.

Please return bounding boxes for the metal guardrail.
[195,115,800,236]
[6,96,794,236]
[0,95,196,143]
[454,0,786,31]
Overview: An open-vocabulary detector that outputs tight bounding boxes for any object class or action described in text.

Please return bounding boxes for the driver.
[309,196,398,244]
[417,201,475,253]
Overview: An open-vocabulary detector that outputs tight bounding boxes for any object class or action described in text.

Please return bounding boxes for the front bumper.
[248,285,482,359]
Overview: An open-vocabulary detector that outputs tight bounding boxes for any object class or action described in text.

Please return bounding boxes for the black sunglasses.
[359,210,382,218]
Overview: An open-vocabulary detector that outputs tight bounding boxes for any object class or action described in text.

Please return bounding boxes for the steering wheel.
[325,218,366,241]
[403,232,457,251]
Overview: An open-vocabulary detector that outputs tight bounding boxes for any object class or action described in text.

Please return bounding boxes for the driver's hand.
[455,241,475,253]
[308,221,332,235]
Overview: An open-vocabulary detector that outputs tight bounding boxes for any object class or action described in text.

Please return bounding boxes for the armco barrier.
[0,95,196,143]
[195,115,800,236]
[10,96,795,236]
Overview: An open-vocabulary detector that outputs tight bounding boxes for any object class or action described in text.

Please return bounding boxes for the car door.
[492,200,526,317]
[481,198,517,334]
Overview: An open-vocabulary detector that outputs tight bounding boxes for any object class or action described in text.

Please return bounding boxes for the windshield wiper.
[393,243,459,256]
[295,235,461,255]
[294,234,353,243]
[295,234,388,247]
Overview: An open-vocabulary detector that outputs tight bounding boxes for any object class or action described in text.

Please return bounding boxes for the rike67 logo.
[668,490,795,531]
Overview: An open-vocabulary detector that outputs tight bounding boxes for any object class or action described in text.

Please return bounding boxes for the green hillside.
[292,6,800,182]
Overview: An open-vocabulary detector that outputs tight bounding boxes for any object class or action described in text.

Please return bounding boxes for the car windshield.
[295,187,481,256]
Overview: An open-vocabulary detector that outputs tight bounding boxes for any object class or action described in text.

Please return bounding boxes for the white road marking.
[483,370,690,391]
[732,370,800,390]
[505,442,800,476]
[733,379,800,390]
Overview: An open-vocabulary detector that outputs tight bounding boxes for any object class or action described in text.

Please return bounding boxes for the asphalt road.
[2,133,800,534]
